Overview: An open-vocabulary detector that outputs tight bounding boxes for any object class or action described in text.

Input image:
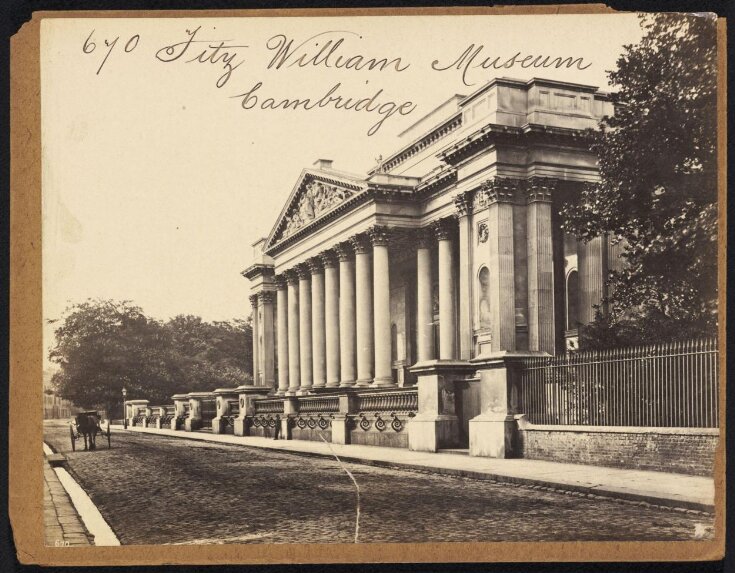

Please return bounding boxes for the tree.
[49,300,177,416]
[561,13,718,347]
[49,300,254,415]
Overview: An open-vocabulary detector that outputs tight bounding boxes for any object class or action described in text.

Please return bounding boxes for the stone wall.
[519,424,719,476]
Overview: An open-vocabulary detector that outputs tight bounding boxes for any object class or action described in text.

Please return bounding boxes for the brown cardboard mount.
[9,5,726,566]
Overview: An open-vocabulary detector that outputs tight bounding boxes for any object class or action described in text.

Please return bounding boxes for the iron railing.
[518,339,719,428]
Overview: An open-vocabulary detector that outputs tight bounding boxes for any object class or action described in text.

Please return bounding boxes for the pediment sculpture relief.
[281,180,358,238]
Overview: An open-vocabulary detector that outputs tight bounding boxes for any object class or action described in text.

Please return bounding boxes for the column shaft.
[372,237,393,386]
[438,235,457,360]
[527,199,555,353]
[276,284,289,395]
[488,201,517,351]
[416,241,434,363]
[286,278,300,394]
[457,212,473,359]
[259,292,276,389]
[250,295,260,384]
[298,270,313,394]
[354,238,374,386]
[324,256,341,387]
[338,251,357,387]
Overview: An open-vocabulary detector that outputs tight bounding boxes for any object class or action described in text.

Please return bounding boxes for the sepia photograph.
[13,6,724,563]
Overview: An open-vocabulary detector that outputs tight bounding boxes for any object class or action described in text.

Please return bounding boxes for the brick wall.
[519,425,719,476]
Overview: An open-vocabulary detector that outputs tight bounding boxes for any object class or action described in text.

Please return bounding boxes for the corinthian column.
[336,243,356,387]
[484,178,517,351]
[526,178,556,354]
[249,294,260,384]
[352,234,374,386]
[275,276,289,395]
[370,226,393,387]
[454,191,475,360]
[434,219,457,360]
[297,264,313,395]
[259,290,276,389]
[415,229,435,363]
[321,250,341,388]
[286,271,300,395]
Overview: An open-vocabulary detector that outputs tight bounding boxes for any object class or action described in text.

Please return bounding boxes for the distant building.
[43,370,82,419]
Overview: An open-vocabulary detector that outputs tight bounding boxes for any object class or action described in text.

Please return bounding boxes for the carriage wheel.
[69,425,76,452]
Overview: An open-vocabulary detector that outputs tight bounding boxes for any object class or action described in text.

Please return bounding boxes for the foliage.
[562,13,718,344]
[49,299,253,415]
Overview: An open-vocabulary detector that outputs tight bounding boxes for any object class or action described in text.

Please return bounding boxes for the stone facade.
[241,78,620,453]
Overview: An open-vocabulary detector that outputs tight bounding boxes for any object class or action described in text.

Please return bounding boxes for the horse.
[71,411,106,451]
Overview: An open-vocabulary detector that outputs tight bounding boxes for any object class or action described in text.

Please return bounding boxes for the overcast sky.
[41,13,644,366]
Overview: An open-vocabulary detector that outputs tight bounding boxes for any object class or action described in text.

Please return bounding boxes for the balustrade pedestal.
[171,394,189,430]
[467,351,541,458]
[212,388,239,434]
[233,385,273,436]
[408,361,470,452]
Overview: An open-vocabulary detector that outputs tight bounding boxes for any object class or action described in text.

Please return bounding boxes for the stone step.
[437,448,470,456]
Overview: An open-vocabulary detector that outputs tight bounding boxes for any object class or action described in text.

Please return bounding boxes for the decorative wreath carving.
[317,416,329,430]
[390,414,403,432]
[307,417,317,429]
[297,417,307,429]
[358,414,371,431]
[374,414,387,432]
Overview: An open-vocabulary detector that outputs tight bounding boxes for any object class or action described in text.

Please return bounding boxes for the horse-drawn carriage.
[69,411,111,451]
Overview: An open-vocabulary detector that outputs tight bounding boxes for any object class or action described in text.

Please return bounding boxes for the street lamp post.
[122,387,128,429]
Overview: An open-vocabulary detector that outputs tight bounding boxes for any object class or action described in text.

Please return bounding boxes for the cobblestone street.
[44,422,713,545]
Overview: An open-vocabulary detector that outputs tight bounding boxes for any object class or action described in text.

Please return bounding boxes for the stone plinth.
[171,394,189,430]
[212,388,239,434]
[468,351,546,458]
[185,392,212,432]
[233,385,273,436]
[408,361,471,452]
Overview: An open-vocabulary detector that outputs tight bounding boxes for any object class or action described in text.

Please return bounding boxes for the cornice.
[241,263,274,280]
[438,122,593,166]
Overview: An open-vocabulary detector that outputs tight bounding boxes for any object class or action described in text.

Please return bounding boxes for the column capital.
[259,290,276,304]
[414,227,433,249]
[274,274,288,289]
[350,233,372,255]
[526,177,557,203]
[307,257,324,275]
[368,225,391,247]
[249,294,258,307]
[284,269,300,285]
[480,176,523,205]
[453,190,475,217]
[295,263,311,281]
[320,249,339,269]
[334,241,354,262]
[431,217,457,241]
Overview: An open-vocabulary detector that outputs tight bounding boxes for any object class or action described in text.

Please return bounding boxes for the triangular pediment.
[265,169,368,251]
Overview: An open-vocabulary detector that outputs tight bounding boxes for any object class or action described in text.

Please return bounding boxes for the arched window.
[478,266,491,329]
[566,269,579,330]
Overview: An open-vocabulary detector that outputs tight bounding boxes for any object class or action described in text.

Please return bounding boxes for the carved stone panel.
[281,179,358,239]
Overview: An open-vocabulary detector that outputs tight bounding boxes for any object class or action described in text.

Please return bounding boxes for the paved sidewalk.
[117,425,714,512]
[43,458,93,547]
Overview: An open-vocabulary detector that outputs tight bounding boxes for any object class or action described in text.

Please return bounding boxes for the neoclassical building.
[240,77,624,454]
